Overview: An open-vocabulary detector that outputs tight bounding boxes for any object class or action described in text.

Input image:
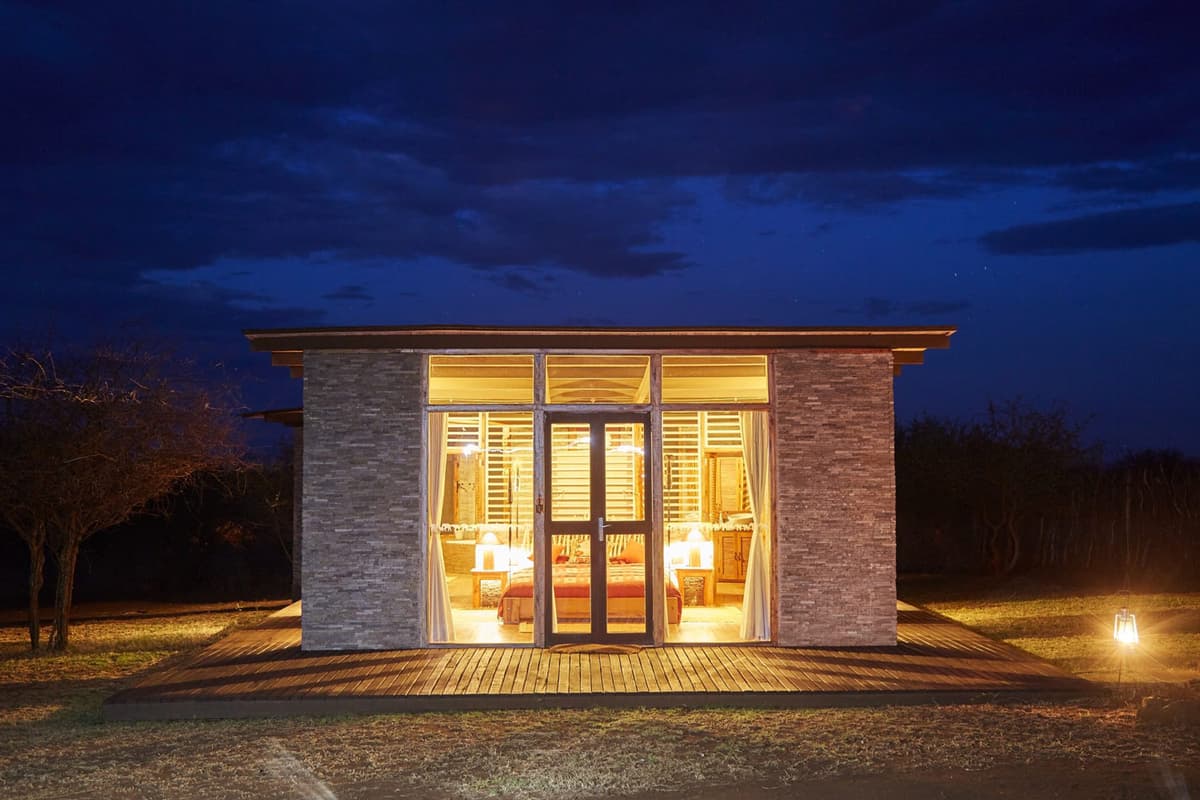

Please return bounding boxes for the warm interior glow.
[670,531,714,569]
[663,411,749,524]
[432,410,534,644]
[429,358,768,644]
[546,355,650,404]
[662,355,769,403]
[429,354,534,404]
[476,532,504,571]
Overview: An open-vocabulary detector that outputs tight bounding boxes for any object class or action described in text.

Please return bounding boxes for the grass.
[0,583,1197,799]
[0,603,282,726]
[901,576,1200,685]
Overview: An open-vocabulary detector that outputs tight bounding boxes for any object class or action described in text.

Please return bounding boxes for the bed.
[497,563,683,626]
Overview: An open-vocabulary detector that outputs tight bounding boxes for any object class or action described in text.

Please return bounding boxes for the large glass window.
[425,349,772,647]
[428,411,534,644]
[662,410,770,643]
[546,355,650,404]
[428,355,534,404]
[662,355,769,404]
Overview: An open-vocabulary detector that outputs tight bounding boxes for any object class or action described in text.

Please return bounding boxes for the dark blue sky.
[3,2,1198,455]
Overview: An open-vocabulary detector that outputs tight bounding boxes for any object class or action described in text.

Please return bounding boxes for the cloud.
[488,270,551,296]
[1054,156,1200,196]
[841,297,970,319]
[980,202,1200,255]
[906,300,971,316]
[1,0,1198,337]
[725,171,974,210]
[322,284,374,302]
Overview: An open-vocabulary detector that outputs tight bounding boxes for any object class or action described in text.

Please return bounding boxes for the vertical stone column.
[301,350,424,650]
[292,427,303,601]
[773,350,897,647]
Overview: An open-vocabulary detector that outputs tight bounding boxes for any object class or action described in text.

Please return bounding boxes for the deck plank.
[557,649,571,695]
[103,601,1094,720]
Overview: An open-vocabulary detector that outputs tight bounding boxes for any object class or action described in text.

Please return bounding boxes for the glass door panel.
[603,422,648,634]
[545,413,652,644]
[549,423,591,521]
[603,422,645,521]
[550,534,591,634]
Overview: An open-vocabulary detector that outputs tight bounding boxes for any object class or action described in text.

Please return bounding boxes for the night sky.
[3,2,1198,455]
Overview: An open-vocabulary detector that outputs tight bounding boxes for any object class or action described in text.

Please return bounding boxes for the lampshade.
[685,528,707,567]
[479,531,501,570]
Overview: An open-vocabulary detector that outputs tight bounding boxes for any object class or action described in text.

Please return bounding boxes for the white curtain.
[427,412,455,642]
[740,411,772,641]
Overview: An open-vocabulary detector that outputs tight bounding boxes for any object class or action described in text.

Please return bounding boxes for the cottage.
[245,325,953,651]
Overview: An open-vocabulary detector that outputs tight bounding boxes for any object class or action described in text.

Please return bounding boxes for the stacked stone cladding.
[301,350,424,650]
[773,349,897,646]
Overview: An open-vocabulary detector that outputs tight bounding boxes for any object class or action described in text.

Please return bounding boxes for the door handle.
[598,517,609,542]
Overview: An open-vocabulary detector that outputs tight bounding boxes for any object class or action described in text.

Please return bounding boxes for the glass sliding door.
[545,413,652,644]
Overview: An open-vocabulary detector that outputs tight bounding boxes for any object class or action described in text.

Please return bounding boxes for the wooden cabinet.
[704,454,748,523]
[715,530,753,582]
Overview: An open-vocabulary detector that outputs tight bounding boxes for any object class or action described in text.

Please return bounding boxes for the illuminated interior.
[429,411,535,644]
[427,354,769,645]
[663,411,755,643]
[662,354,769,403]
[546,355,650,404]
[428,355,534,404]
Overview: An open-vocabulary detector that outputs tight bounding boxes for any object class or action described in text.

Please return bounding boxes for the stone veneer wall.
[292,428,303,601]
[773,350,897,646]
[301,350,424,650]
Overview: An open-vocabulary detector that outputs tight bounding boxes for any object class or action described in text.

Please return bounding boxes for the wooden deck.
[103,602,1093,720]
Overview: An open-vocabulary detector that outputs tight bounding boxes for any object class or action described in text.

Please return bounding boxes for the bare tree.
[0,342,242,650]
[0,349,60,650]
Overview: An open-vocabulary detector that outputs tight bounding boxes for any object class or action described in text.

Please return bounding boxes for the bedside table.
[673,566,714,606]
[471,568,509,608]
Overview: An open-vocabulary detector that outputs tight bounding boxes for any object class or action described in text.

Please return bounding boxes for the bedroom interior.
[425,353,772,646]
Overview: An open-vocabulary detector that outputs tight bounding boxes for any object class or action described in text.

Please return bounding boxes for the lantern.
[1113,607,1138,646]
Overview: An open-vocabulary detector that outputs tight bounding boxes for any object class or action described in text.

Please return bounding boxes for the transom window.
[545,355,650,404]
[427,353,769,405]
[661,355,769,403]
[428,355,533,404]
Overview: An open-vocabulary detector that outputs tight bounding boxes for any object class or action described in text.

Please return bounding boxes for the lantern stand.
[1112,471,1138,687]
[1114,598,1138,687]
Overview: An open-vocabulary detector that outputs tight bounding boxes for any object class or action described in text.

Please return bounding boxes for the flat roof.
[246,324,954,351]
[242,407,303,427]
[244,325,954,380]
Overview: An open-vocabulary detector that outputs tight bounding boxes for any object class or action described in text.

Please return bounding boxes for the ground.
[1,581,1198,799]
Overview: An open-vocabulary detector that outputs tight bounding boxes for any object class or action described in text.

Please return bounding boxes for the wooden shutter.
[663,412,701,523]
[484,413,533,525]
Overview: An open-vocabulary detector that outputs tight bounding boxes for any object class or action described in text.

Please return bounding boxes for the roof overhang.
[244,325,955,379]
[242,407,303,427]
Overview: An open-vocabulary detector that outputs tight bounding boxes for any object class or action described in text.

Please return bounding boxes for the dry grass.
[1,585,1198,799]
[902,577,1200,685]
[0,605,281,729]
[2,699,1197,799]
